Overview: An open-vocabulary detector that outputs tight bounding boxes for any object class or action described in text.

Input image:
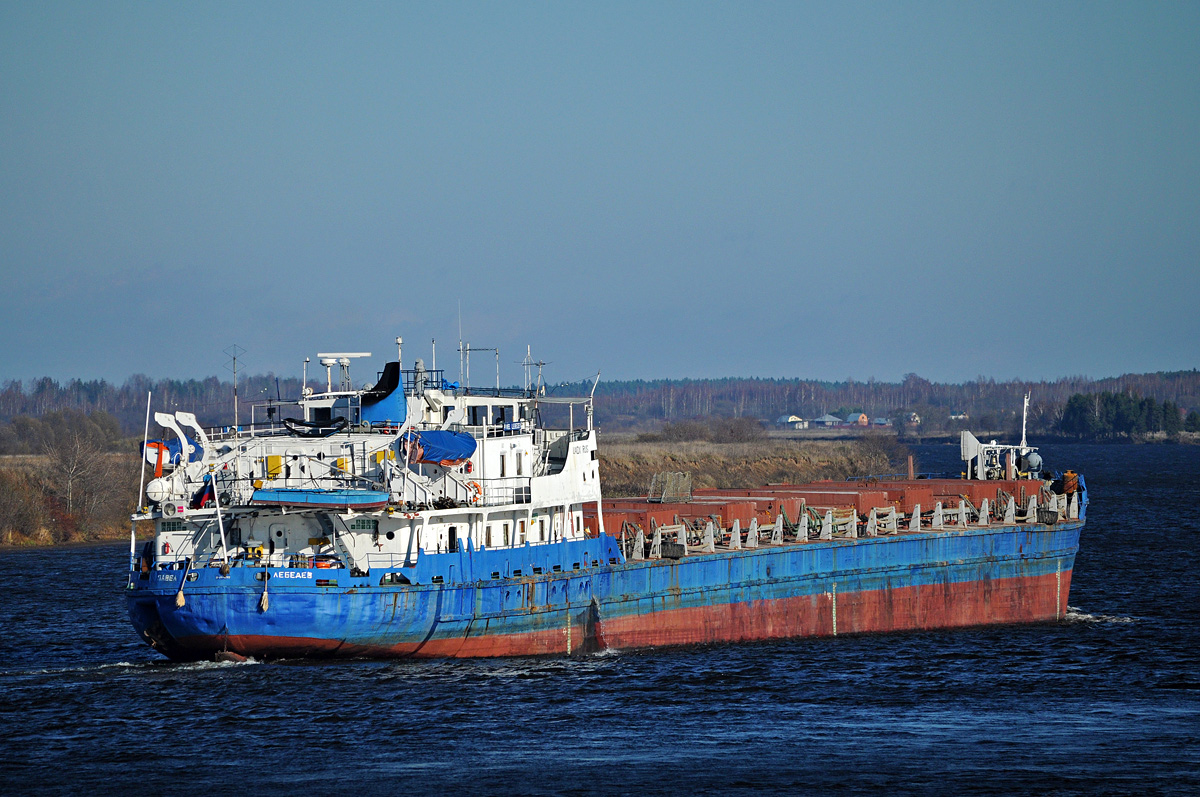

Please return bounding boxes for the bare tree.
[42,432,117,535]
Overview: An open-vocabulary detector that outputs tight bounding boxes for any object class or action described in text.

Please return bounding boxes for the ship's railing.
[433,473,532,507]
[133,545,349,574]
[402,367,448,394]
[459,385,535,399]
[160,432,397,504]
[462,421,534,440]
[206,424,295,444]
[482,479,532,506]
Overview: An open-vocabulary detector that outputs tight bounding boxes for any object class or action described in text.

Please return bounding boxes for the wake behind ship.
[126,342,1086,660]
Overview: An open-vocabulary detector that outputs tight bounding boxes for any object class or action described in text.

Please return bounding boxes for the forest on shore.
[2,367,1199,438]
[1057,392,1200,440]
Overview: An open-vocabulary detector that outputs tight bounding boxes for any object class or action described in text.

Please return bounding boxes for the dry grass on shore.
[598,436,908,499]
[0,452,139,547]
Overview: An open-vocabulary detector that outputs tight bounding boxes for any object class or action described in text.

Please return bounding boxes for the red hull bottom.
[182,569,1072,660]
[601,568,1072,651]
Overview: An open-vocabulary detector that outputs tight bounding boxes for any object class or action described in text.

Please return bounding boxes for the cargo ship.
[125,342,1086,660]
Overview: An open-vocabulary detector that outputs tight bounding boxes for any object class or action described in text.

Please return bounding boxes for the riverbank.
[0,537,130,554]
[598,437,905,499]
[0,452,140,548]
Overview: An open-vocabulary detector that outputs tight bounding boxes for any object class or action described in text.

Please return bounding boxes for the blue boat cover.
[142,437,203,465]
[251,488,390,508]
[402,430,477,466]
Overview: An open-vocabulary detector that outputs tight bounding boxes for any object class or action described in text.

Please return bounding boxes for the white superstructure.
[133,344,604,580]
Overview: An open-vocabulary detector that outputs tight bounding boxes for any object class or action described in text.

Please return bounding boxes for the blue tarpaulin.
[402,430,476,466]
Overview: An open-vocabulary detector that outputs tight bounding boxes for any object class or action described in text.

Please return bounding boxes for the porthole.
[386,531,395,541]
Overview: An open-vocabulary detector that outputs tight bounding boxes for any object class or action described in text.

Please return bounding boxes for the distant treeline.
[0,374,308,437]
[565,369,1200,433]
[1058,392,1200,440]
[0,409,128,455]
[3,368,1200,437]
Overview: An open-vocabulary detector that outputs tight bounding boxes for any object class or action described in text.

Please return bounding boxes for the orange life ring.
[466,481,482,505]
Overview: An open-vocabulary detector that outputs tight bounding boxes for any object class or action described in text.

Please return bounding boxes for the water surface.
[1,444,1197,794]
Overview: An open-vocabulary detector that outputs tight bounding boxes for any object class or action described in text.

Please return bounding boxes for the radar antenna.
[316,352,371,392]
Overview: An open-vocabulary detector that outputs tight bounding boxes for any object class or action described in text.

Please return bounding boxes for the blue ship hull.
[127,520,1083,660]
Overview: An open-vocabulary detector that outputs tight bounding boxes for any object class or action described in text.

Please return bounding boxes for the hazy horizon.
[3,3,1196,388]
[4,356,1195,393]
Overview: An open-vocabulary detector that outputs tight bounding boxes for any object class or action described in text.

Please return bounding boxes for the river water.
[1,443,1197,794]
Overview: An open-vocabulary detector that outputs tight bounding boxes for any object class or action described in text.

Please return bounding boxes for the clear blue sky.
[2,1,1197,388]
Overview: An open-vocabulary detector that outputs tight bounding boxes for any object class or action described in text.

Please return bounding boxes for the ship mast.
[224,344,245,429]
[1021,392,1030,450]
